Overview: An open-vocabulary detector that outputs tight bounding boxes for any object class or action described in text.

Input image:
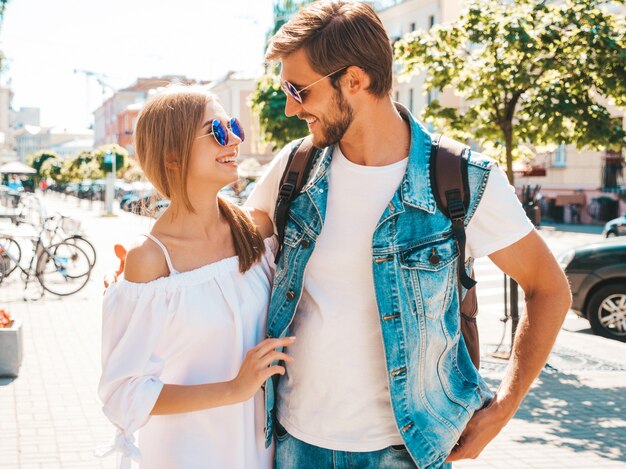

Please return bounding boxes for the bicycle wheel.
[63,235,97,267]
[36,241,91,296]
[0,236,22,277]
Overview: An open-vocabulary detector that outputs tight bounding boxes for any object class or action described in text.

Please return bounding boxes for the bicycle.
[40,213,97,268]
[0,218,92,298]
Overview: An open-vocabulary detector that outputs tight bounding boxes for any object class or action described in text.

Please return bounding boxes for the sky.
[0,0,275,128]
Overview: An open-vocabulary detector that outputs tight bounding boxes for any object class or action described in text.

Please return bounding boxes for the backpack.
[274,135,481,369]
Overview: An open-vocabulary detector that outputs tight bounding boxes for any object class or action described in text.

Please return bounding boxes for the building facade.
[14,126,94,161]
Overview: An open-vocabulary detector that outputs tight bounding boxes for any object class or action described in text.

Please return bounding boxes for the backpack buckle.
[447,199,466,222]
[278,182,295,201]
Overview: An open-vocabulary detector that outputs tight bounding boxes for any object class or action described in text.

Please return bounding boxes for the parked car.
[603,214,626,238]
[558,238,626,342]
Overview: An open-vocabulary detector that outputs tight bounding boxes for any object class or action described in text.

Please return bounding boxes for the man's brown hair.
[266,0,393,97]
[134,85,265,273]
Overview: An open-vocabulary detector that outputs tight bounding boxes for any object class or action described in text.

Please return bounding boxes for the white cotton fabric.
[98,237,276,469]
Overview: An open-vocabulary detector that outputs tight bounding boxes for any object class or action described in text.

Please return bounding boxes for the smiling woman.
[97,84,287,469]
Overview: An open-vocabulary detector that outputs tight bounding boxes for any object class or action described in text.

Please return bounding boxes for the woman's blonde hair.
[134,85,265,273]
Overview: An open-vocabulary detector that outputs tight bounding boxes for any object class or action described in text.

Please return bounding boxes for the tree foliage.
[59,151,101,182]
[250,74,309,150]
[39,157,64,184]
[92,144,129,175]
[395,0,626,182]
[249,0,313,150]
[25,150,60,180]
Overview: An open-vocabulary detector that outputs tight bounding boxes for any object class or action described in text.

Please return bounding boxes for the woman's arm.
[151,336,295,415]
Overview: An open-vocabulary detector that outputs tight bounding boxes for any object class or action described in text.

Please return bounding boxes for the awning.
[0,161,36,174]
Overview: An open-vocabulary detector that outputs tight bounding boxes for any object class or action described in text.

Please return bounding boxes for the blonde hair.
[134,85,265,273]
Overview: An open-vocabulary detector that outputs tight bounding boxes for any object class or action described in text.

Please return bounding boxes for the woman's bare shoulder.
[123,236,171,283]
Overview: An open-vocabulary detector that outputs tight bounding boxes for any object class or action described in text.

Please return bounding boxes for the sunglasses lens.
[230,118,245,143]
[282,80,302,104]
[212,119,228,146]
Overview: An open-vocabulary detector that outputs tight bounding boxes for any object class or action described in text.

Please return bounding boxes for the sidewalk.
[0,192,624,468]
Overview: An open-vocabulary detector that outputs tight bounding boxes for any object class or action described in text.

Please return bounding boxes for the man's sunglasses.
[198,117,245,146]
[280,67,347,104]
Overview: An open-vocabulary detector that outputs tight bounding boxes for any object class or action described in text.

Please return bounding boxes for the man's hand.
[103,244,127,288]
[445,396,512,461]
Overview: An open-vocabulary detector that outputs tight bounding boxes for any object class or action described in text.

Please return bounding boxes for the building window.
[410,22,416,32]
[552,144,567,168]
[428,15,435,28]
[409,89,414,113]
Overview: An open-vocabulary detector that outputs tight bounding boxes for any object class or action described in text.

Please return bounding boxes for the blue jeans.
[274,421,452,469]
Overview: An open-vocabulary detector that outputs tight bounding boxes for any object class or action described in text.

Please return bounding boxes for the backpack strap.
[430,134,476,292]
[275,136,320,262]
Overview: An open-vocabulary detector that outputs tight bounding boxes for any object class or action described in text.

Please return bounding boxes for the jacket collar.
[396,103,436,214]
[309,103,436,214]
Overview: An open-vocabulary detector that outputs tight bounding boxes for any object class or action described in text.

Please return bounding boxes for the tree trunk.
[504,122,515,185]
[503,119,520,344]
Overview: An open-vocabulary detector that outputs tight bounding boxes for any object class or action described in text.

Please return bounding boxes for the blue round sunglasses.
[198,117,245,146]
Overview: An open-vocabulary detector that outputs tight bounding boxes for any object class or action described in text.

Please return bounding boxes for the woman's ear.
[165,153,180,170]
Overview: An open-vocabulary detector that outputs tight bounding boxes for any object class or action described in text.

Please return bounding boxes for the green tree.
[92,144,129,176]
[39,157,64,184]
[249,0,313,150]
[395,0,626,183]
[60,151,102,182]
[250,75,309,149]
[25,150,60,181]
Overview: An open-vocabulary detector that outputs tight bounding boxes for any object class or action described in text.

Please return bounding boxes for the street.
[0,192,625,469]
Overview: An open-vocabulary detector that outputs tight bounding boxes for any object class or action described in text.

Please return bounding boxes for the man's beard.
[311,89,354,148]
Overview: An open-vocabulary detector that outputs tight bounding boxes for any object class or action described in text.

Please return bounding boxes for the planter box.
[0,320,23,377]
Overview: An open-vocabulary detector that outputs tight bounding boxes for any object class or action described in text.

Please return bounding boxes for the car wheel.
[606,230,617,238]
[587,285,626,342]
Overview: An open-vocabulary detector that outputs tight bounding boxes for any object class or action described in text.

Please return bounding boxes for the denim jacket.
[264,105,495,468]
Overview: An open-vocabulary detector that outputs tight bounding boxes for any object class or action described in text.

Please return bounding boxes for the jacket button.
[286,291,295,301]
[300,239,310,248]
[429,248,440,266]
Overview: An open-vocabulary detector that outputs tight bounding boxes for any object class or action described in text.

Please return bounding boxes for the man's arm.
[244,143,293,226]
[447,229,572,461]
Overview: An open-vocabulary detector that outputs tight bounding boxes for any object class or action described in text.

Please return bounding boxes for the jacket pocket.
[399,237,458,320]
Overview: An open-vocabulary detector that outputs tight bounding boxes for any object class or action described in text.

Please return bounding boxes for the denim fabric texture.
[274,420,451,469]
[264,105,495,469]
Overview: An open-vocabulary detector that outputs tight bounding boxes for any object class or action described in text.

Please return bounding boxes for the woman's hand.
[230,337,295,402]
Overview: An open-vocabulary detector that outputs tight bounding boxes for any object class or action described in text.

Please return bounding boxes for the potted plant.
[0,308,23,377]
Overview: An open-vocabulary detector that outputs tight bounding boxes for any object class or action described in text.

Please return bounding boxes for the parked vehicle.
[558,238,626,342]
[603,214,626,238]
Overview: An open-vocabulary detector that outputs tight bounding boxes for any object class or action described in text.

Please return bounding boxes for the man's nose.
[284,94,303,118]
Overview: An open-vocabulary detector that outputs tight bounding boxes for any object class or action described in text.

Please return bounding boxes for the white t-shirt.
[245,144,533,451]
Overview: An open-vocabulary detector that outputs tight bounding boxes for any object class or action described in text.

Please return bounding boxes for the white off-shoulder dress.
[98,235,276,469]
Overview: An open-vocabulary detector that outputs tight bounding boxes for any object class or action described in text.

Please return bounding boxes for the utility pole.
[73,69,116,127]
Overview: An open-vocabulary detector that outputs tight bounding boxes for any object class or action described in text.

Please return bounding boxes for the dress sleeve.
[96,280,173,468]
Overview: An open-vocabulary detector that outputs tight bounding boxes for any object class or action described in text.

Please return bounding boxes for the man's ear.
[344,66,371,95]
